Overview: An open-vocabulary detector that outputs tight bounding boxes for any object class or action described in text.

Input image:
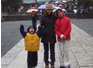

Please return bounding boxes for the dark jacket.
[31,14,39,23]
[40,13,57,43]
[20,25,43,38]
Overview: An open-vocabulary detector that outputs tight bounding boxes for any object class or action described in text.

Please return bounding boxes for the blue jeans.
[43,43,55,64]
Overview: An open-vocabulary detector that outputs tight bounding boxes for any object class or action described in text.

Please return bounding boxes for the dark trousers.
[32,21,37,31]
[43,43,55,64]
[27,51,38,68]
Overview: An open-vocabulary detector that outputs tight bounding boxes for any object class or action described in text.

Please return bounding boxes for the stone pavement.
[1,24,93,68]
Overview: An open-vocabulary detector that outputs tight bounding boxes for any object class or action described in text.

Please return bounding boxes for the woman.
[55,9,71,68]
[40,4,57,68]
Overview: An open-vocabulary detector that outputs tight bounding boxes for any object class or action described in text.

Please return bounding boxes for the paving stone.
[1,39,24,65]
[80,67,93,68]
[7,48,27,68]
[70,24,93,67]
[2,23,93,68]
[1,64,8,68]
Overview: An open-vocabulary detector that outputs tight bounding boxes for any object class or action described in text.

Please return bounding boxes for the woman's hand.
[63,36,66,40]
[38,24,41,28]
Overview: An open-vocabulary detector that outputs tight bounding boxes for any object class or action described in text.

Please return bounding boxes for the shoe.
[32,67,35,68]
[51,64,54,68]
[60,66,64,68]
[67,65,71,68]
[45,64,49,68]
[28,66,35,68]
[60,65,71,68]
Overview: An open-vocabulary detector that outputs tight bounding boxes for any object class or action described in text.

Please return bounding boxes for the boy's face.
[29,28,35,34]
[58,10,63,18]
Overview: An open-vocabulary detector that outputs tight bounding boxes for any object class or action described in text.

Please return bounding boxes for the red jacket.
[55,10,71,41]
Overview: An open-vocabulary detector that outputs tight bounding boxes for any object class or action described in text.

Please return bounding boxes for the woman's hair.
[56,9,62,17]
[44,10,55,19]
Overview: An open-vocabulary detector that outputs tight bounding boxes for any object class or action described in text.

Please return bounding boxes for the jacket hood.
[27,25,35,32]
[61,9,65,18]
[56,9,65,18]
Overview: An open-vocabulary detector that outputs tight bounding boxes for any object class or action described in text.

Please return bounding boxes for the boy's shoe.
[45,64,49,68]
[51,64,54,68]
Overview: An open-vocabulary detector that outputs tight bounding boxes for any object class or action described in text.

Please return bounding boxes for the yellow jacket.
[24,33,40,52]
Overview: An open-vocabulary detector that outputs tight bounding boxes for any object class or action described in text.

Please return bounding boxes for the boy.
[20,23,43,68]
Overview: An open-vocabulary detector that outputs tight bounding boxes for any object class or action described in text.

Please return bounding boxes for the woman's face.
[46,9,52,15]
[57,10,63,18]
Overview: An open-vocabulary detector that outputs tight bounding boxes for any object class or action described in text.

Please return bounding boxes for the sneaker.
[51,64,54,68]
[45,64,49,68]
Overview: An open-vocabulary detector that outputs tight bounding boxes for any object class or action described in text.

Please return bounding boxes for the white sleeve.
[60,34,64,39]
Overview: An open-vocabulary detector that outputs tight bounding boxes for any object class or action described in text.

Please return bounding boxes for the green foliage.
[90,0,93,6]
[78,0,93,5]
[2,0,22,7]
[1,0,6,3]
[9,0,22,7]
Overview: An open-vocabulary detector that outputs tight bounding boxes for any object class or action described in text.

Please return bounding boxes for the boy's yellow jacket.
[20,25,43,52]
[24,33,40,51]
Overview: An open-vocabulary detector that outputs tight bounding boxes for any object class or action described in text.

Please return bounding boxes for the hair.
[27,25,35,32]
[32,11,35,13]
[28,27,35,34]
[44,10,55,19]
[56,9,62,17]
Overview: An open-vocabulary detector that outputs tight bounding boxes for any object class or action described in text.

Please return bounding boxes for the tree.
[78,0,93,6]
[1,0,22,11]
[8,0,22,7]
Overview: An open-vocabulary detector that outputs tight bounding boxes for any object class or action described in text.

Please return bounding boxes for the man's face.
[32,11,35,15]
[46,9,52,15]
[58,10,63,18]
[29,28,35,34]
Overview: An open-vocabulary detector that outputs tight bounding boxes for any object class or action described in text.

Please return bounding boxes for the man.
[31,11,39,31]
[40,4,57,68]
